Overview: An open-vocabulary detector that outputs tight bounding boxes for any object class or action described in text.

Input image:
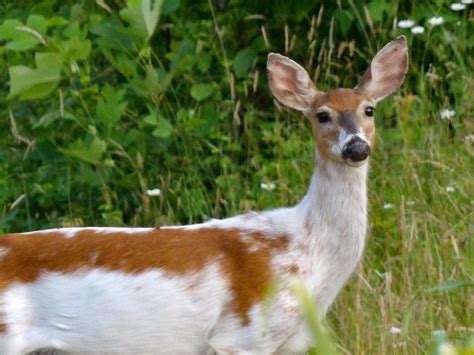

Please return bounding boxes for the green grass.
[0,0,472,353]
[329,126,473,353]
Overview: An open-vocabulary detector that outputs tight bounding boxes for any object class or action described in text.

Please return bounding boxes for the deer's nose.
[342,137,371,162]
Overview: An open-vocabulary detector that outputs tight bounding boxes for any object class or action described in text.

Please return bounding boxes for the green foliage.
[8,52,62,99]
[291,281,340,355]
[0,16,47,50]
[0,0,472,352]
[190,83,213,101]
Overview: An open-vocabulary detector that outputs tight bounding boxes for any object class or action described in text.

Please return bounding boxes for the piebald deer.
[0,37,408,354]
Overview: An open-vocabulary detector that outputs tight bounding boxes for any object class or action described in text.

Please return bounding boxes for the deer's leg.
[207,304,300,355]
[274,321,313,354]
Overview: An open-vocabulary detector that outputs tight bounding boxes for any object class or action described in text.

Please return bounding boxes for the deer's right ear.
[267,53,321,113]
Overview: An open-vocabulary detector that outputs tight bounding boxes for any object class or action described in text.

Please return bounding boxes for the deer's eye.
[316,111,331,123]
[365,107,375,117]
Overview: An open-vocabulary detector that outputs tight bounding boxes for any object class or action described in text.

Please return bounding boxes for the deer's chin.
[343,158,369,167]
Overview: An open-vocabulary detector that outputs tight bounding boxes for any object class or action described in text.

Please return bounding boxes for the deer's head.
[267,36,408,167]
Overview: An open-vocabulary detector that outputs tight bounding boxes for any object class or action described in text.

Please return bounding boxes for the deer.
[0,36,408,354]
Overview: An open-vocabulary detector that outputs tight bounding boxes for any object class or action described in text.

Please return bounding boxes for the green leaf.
[367,0,385,23]
[8,52,62,100]
[190,83,213,101]
[112,52,138,78]
[335,11,353,36]
[46,16,68,27]
[76,163,102,187]
[62,36,92,62]
[196,52,211,72]
[167,38,195,70]
[142,0,163,37]
[290,281,340,355]
[162,0,180,14]
[233,47,256,78]
[91,23,135,51]
[26,14,47,35]
[143,112,158,125]
[120,0,163,41]
[152,116,173,138]
[425,280,474,292]
[59,137,106,165]
[96,85,127,135]
[0,19,41,51]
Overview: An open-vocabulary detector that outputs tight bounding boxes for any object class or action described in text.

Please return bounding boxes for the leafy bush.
[0,0,472,353]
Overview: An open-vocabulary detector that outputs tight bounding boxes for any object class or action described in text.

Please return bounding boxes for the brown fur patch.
[0,228,288,325]
[312,123,339,162]
[0,322,5,333]
[287,264,300,274]
[362,121,376,145]
[325,89,364,112]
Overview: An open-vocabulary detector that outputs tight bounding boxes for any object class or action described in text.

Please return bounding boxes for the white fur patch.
[0,246,10,259]
[1,265,228,353]
[19,227,155,238]
[330,128,369,159]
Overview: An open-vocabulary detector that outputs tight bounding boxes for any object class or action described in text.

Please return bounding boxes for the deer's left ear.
[355,36,409,102]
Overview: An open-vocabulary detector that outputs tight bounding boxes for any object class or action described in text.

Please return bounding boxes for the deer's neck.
[298,157,368,233]
[295,153,369,312]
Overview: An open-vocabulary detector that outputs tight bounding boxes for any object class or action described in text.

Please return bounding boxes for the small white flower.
[407,200,416,206]
[450,3,466,10]
[461,0,473,4]
[439,342,457,355]
[446,185,455,193]
[384,203,394,209]
[428,16,445,26]
[398,19,415,28]
[389,326,402,334]
[465,133,474,143]
[146,188,161,197]
[440,109,455,120]
[411,26,425,34]
[433,329,446,336]
[260,182,276,191]
[426,72,441,80]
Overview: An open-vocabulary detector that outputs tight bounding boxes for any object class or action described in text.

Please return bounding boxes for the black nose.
[342,138,371,162]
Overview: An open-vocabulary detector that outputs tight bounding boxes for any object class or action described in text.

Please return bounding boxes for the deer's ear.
[267,53,321,112]
[355,36,409,102]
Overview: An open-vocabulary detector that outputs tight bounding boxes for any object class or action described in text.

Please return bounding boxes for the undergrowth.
[0,0,472,353]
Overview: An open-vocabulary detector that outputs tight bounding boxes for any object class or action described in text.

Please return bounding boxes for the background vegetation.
[0,0,472,353]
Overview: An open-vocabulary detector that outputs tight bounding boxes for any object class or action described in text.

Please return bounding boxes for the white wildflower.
[407,200,416,206]
[461,0,473,4]
[146,188,161,197]
[426,72,441,80]
[411,26,425,34]
[450,3,466,10]
[440,109,455,120]
[439,342,457,355]
[428,16,445,26]
[465,133,474,143]
[389,326,402,334]
[384,203,394,209]
[398,19,415,28]
[446,184,455,193]
[260,182,276,191]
